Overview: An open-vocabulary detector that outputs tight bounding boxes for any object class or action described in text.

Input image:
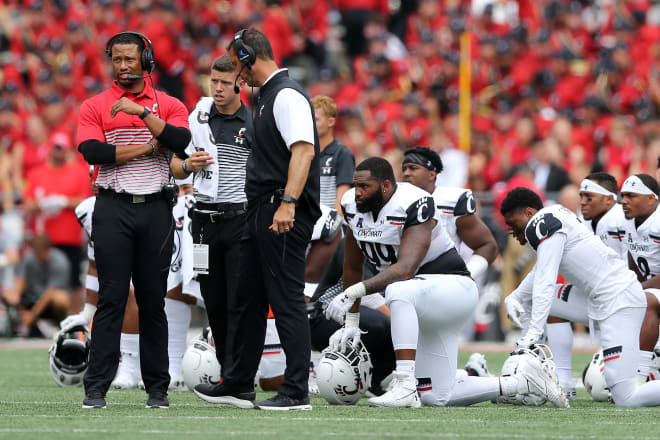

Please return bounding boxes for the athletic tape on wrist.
[85,274,99,292]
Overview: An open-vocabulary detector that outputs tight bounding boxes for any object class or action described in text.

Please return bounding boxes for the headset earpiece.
[233,29,256,69]
[105,31,155,74]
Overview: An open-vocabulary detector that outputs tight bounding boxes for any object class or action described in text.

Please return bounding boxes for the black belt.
[99,188,163,204]
[191,205,246,224]
[195,201,247,212]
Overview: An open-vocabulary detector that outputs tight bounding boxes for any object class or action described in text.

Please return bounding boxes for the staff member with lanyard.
[171,54,253,371]
[194,28,320,410]
[77,32,190,409]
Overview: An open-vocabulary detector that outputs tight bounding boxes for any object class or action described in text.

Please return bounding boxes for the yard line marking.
[0,428,659,440]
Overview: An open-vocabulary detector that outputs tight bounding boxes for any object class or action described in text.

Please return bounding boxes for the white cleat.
[367,372,421,408]
[308,370,320,395]
[465,352,492,377]
[169,372,187,392]
[111,371,139,389]
[516,356,569,408]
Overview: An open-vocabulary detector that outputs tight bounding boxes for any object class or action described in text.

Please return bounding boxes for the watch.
[281,194,298,205]
[139,106,151,119]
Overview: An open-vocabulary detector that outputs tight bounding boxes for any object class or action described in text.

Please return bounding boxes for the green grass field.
[1,349,659,440]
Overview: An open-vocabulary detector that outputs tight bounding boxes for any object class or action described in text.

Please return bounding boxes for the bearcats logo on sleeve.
[405,196,435,228]
[525,213,563,250]
[454,190,477,217]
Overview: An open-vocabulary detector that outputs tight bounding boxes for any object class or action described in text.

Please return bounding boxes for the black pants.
[84,193,173,395]
[191,211,245,370]
[223,200,314,398]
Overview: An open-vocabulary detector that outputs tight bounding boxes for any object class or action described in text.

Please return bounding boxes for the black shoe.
[193,383,255,409]
[146,392,169,409]
[256,394,312,411]
[82,391,107,409]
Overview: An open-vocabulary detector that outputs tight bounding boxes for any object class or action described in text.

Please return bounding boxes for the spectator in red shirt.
[23,132,91,313]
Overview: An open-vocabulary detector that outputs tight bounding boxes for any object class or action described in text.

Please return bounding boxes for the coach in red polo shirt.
[76,31,190,410]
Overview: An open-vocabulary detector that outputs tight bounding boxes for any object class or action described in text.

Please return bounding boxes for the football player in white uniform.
[326,158,564,408]
[400,147,497,279]
[501,187,660,406]
[620,174,660,381]
[544,173,625,397]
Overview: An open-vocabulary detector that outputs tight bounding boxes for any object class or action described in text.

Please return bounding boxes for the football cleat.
[111,351,140,389]
[169,372,187,391]
[367,372,421,408]
[516,350,569,408]
[465,352,492,377]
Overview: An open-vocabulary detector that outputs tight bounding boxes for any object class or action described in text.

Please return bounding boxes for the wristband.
[345,282,367,300]
[466,254,489,279]
[148,140,157,156]
[85,274,99,292]
[345,312,360,328]
[81,302,97,322]
[182,158,191,174]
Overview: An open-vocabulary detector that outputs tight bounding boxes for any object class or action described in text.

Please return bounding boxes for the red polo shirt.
[77,80,189,195]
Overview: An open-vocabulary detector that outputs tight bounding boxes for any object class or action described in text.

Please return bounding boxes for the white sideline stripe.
[0,429,658,439]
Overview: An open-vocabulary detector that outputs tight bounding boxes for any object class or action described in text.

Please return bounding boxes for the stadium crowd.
[1,0,660,338]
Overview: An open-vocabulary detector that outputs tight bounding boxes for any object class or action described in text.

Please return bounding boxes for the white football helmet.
[182,334,221,391]
[582,350,611,402]
[317,340,373,405]
[48,326,90,387]
[499,344,558,406]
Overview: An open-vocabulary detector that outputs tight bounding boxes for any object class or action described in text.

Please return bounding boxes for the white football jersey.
[342,182,455,273]
[621,205,660,280]
[581,203,627,258]
[75,196,96,261]
[432,186,476,250]
[522,205,644,322]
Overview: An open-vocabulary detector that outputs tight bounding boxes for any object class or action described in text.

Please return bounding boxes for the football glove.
[324,282,366,324]
[515,329,544,351]
[504,295,526,329]
[59,303,96,331]
[328,312,362,352]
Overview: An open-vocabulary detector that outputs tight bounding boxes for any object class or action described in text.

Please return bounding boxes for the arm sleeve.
[77,100,105,142]
[334,147,356,186]
[78,139,116,165]
[156,123,191,153]
[528,233,566,336]
[509,265,536,305]
[273,89,315,149]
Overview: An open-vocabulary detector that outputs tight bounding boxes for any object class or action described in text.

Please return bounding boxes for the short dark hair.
[585,172,618,194]
[500,187,544,216]
[228,28,274,61]
[211,54,235,73]
[356,157,396,184]
[403,146,444,173]
[108,33,146,56]
[635,173,660,196]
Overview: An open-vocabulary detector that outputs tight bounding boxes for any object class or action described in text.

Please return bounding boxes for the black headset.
[233,29,256,68]
[105,31,155,74]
